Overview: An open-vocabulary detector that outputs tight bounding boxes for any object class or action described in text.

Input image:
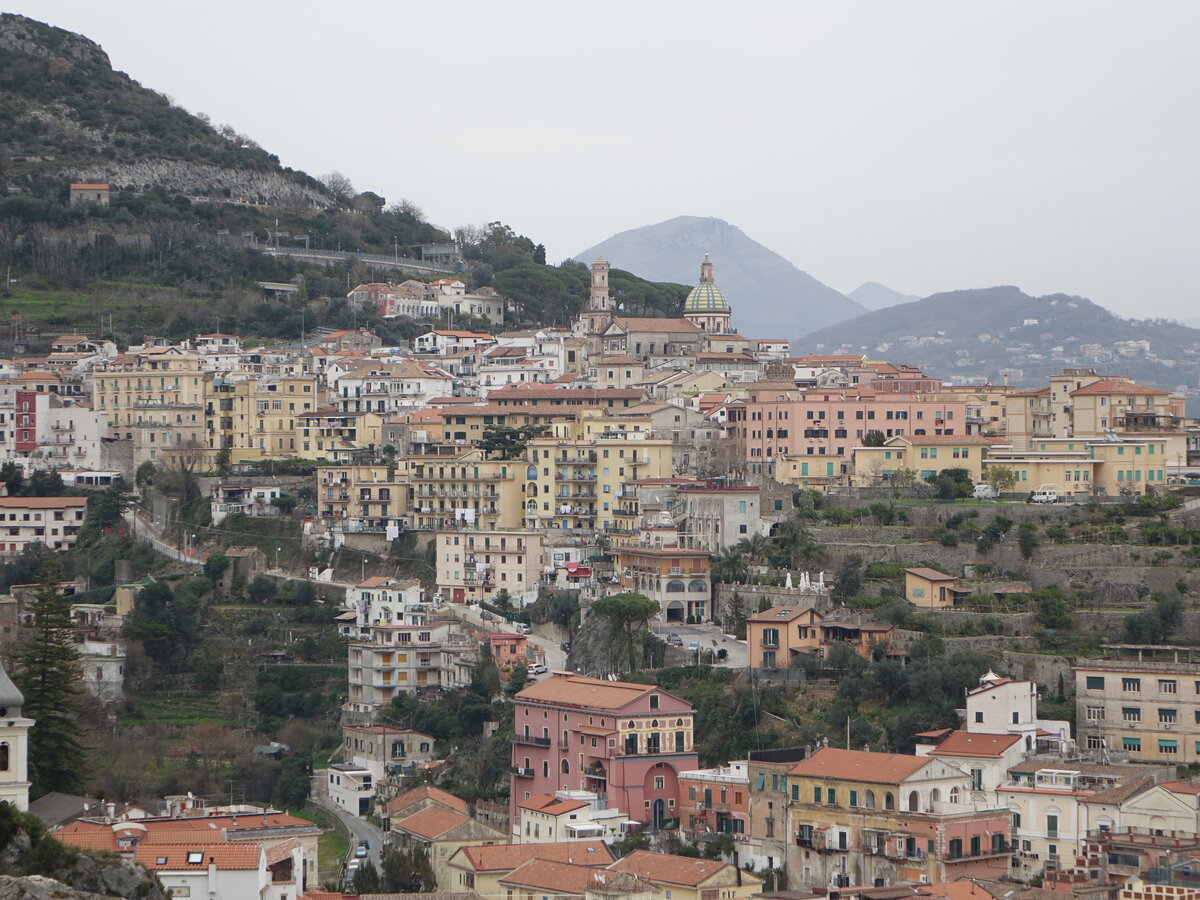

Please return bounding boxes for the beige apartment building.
[205,375,319,462]
[523,421,672,533]
[1075,647,1200,765]
[986,437,1169,496]
[435,529,545,605]
[92,347,207,465]
[409,450,524,532]
[315,464,410,535]
[346,616,476,717]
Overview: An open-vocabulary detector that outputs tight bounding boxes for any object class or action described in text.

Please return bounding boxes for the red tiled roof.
[928,731,1022,759]
[788,747,930,784]
[387,785,469,816]
[393,805,471,839]
[1070,380,1169,396]
[135,843,262,870]
[454,840,612,872]
[500,859,597,895]
[609,850,751,887]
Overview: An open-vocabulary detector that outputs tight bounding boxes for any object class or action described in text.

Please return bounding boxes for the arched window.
[863,790,876,809]
[561,759,570,775]
[666,580,685,593]
[542,761,549,777]
[929,788,941,805]
[884,792,895,810]
[688,579,707,592]
[949,787,960,803]
[908,791,920,812]
[0,743,8,772]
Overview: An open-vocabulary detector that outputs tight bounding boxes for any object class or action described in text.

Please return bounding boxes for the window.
[1046,815,1058,839]
[655,776,665,790]
[1160,679,1178,694]
[813,786,821,803]
[827,787,837,805]
[1122,737,1141,752]
[1159,708,1177,724]
[1123,707,1141,722]
[1122,677,1141,692]
[1086,706,1104,721]
[1086,676,1105,690]
[849,790,858,807]
[974,711,983,723]
[187,851,204,864]
[1159,739,1179,755]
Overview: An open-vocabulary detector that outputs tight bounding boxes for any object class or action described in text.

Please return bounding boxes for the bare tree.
[321,171,355,202]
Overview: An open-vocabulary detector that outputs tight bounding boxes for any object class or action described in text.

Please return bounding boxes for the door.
[652,798,666,830]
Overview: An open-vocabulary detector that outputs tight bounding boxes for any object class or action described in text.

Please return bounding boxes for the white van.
[1030,489,1059,504]
[973,484,998,499]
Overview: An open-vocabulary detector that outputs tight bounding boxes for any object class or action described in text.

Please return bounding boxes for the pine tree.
[12,559,88,796]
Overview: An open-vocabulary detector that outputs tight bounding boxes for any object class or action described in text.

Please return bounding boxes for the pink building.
[726,384,970,471]
[509,674,698,831]
[490,632,529,668]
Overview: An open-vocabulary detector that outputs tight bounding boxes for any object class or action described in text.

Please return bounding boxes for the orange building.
[490,632,529,669]
[746,606,893,669]
[613,545,712,623]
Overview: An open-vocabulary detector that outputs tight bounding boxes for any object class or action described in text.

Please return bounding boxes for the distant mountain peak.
[848,281,922,310]
[576,217,866,339]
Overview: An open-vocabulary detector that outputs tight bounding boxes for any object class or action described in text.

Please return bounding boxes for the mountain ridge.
[849,281,922,310]
[575,215,867,339]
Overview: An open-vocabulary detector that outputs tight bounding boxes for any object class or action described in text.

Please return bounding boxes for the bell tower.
[0,663,32,811]
[583,257,612,350]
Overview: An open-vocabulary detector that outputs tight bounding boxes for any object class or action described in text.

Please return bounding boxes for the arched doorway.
[652,798,666,829]
[665,601,685,622]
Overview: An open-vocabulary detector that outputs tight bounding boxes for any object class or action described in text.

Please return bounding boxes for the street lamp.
[275,547,282,570]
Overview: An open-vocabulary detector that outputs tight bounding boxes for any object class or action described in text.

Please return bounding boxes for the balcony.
[510,766,535,778]
[947,841,1010,861]
[512,734,551,747]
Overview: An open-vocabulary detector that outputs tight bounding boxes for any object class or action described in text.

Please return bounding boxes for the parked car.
[529,663,548,675]
[514,622,531,634]
[560,641,572,652]
[972,484,998,499]
[687,640,700,652]
[355,842,368,859]
[1030,489,1059,504]
[666,633,683,647]
[480,610,496,622]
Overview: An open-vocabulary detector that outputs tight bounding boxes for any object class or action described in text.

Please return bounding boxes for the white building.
[332,358,454,415]
[342,724,437,782]
[78,640,125,704]
[328,763,375,817]
[964,670,1073,753]
[344,576,425,637]
[414,330,496,356]
[515,791,627,843]
[0,496,89,555]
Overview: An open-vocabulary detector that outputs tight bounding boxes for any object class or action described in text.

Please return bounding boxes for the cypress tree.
[12,559,89,796]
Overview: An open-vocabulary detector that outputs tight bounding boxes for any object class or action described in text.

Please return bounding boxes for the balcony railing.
[511,734,551,747]
[510,766,534,778]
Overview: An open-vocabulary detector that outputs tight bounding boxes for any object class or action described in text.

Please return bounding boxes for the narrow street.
[309,771,383,877]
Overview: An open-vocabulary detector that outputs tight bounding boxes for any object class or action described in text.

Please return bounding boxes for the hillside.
[0,13,328,206]
[575,216,866,339]
[795,286,1200,400]
[848,281,921,310]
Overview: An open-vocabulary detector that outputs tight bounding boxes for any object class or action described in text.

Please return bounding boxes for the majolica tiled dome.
[683,254,731,313]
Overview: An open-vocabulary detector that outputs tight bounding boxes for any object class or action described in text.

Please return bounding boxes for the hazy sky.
[12,1,1200,319]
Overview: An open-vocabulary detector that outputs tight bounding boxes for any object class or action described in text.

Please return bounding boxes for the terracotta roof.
[266,838,300,865]
[927,731,1021,759]
[135,843,262,870]
[517,793,588,815]
[1070,380,1169,396]
[55,830,118,851]
[1161,781,1200,796]
[393,805,472,840]
[610,317,702,334]
[788,747,930,784]
[904,567,956,581]
[609,850,753,888]
[886,434,993,446]
[500,859,598,895]
[515,673,681,712]
[747,606,819,624]
[454,841,612,873]
[0,496,88,508]
[387,785,469,817]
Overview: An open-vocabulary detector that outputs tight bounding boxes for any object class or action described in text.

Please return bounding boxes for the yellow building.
[409,449,524,532]
[986,437,1168,496]
[851,434,991,487]
[92,347,206,465]
[203,375,320,462]
[296,409,383,461]
[523,422,672,532]
[608,850,761,900]
[775,454,844,487]
[1075,647,1200,765]
[436,529,546,604]
[315,464,410,532]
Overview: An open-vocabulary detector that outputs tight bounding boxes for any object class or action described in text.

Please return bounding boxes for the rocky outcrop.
[0,874,128,900]
[68,159,330,208]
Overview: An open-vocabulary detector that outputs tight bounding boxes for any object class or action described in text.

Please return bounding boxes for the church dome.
[683,254,731,314]
[684,282,731,314]
[0,663,22,715]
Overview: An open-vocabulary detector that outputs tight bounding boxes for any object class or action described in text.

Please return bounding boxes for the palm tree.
[710,546,748,585]
[736,534,771,570]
